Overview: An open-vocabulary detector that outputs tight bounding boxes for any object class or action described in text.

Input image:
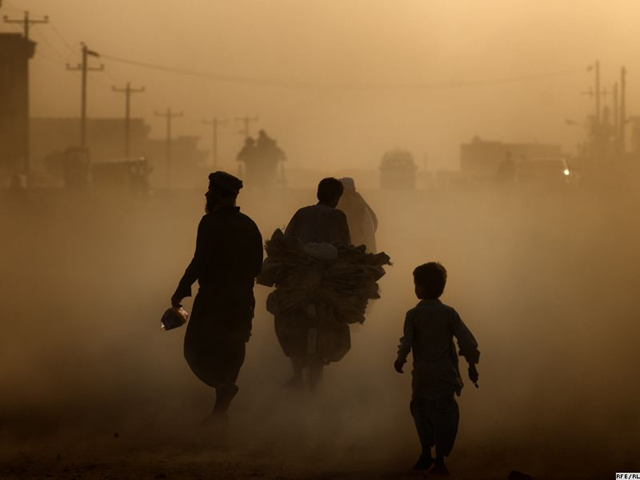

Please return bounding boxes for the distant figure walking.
[236,136,256,164]
[338,177,378,252]
[236,130,286,187]
[394,262,480,475]
[171,171,263,422]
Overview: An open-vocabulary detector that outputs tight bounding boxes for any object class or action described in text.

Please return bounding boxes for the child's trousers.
[410,396,460,458]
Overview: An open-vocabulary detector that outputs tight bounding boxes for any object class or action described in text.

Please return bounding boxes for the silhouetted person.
[256,129,284,160]
[285,177,350,245]
[171,171,263,422]
[236,136,256,163]
[282,177,351,385]
[244,130,285,186]
[394,262,480,475]
[337,177,378,252]
[236,136,256,179]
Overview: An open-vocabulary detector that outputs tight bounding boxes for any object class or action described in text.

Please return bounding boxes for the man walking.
[172,171,263,420]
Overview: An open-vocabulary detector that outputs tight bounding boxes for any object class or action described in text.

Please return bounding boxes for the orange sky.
[3,0,639,170]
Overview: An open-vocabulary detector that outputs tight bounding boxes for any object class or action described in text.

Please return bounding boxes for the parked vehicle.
[380,149,417,190]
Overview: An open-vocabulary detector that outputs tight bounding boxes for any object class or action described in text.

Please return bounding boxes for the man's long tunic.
[174,206,263,387]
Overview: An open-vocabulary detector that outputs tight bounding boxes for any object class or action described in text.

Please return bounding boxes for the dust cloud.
[2,183,640,479]
[2,1,640,478]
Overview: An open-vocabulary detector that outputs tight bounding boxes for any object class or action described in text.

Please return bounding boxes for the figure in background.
[236,130,286,187]
[236,136,256,179]
[394,262,480,476]
[338,177,378,252]
[171,171,263,423]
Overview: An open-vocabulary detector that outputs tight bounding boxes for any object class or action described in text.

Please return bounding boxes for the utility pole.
[4,10,48,180]
[613,82,619,156]
[203,117,227,168]
[595,60,601,126]
[611,82,620,143]
[67,43,104,149]
[112,82,145,158]
[235,116,259,138]
[155,108,183,187]
[3,10,48,39]
[620,66,627,155]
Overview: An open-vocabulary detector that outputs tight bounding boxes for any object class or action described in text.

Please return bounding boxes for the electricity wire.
[99,52,587,92]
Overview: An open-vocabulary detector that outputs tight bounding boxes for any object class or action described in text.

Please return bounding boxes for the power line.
[1,1,23,13]
[99,51,587,91]
[31,27,71,63]
[35,53,64,65]
[48,20,77,53]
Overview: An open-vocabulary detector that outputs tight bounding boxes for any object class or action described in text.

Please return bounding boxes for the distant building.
[460,136,562,179]
[30,117,207,188]
[0,33,35,176]
[31,117,151,165]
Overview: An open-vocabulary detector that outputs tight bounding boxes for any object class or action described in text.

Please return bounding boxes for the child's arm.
[468,363,479,386]
[452,310,481,385]
[394,311,415,373]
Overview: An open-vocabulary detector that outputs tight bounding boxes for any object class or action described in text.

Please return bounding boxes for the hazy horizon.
[3,0,639,171]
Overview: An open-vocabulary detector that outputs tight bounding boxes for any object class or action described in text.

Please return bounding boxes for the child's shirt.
[397,299,480,400]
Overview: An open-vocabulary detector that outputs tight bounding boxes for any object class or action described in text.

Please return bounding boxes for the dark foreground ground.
[1,184,639,479]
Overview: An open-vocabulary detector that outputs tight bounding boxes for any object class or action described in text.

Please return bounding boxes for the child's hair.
[413,262,447,298]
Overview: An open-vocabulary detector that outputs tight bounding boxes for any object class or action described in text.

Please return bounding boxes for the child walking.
[394,262,480,475]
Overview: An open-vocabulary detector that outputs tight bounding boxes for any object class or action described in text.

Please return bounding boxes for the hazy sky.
[3,0,639,170]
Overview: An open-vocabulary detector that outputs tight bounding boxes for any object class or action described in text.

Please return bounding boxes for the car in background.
[379,149,417,190]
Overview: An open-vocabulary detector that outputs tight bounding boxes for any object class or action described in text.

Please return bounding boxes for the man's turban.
[208,171,243,196]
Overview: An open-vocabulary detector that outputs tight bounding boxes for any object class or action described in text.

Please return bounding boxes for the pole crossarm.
[66,42,104,71]
[112,84,145,94]
[3,11,49,39]
[155,109,184,120]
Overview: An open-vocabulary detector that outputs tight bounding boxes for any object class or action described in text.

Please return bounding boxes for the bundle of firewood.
[258,229,391,325]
